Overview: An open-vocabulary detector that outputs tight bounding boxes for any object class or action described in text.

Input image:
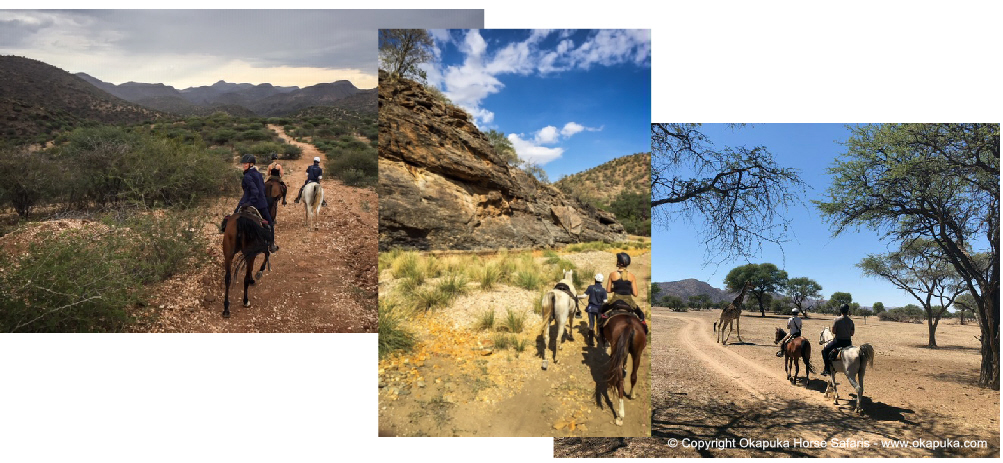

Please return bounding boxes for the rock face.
[378,71,626,251]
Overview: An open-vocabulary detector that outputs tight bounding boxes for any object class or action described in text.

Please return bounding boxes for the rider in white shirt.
[776,308,803,357]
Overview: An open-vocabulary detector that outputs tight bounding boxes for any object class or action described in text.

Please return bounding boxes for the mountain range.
[654,279,737,303]
[75,72,376,116]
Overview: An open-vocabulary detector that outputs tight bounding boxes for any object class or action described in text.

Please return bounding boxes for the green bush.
[326,147,377,187]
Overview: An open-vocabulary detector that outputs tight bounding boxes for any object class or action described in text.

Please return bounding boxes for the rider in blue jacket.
[224,154,278,253]
[294,157,324,204]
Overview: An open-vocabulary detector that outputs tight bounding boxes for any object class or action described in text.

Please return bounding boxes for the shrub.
[515,270,542,290]
[492,333,511,350]
[499,309,526,333]
[437,273,468,299]
[475,309,496,330]
[479,264,500,290]
[378,299,415,359]
[326,146,377,187]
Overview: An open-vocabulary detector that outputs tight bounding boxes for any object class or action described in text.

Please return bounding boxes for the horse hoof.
[222,311,230,318]
[255,271,263,280]
[615,418,623,426]
[541,360,548,370]
[243,301,250,308]
[248,279,255,286]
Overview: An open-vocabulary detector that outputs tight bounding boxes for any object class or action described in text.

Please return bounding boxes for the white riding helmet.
[313,156,321,163]
[595,273,604,283]
[793,308,800,314]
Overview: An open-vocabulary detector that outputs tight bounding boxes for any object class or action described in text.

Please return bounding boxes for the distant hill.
[554,152,651,236]
[555,152,650,204]
[76,72,376,117]
[655,279,735,303]
[0,56,163,146]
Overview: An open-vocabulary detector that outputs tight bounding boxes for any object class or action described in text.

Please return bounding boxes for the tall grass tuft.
[515,270,542,290]
[479,264,500,290]
[378,299,415,359]
[475,309,496,331]
[499,309,526,333]
[437,273,468,299]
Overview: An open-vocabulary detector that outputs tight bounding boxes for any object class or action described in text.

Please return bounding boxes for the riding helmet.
[271,153,278,160]
[595,273,604,283]
[240,154,256,164]
[839,303,850,314]
[313,156,321,163]
[616,252,631,268]
[792,308,800,315]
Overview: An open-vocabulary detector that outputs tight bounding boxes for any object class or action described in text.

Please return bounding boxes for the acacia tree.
[651,123,807,263]
[724,263,788,317]
[785,277,822,316]
[826,292,853,314]
[378,29,434,83]
[872,302,885,314]
[858,239,968,347]
[954,293,976,325]
[818,123,999,389]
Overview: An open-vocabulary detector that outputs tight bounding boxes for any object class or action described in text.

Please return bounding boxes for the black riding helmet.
[616,252,631,268]
[271,153,278,160]
[840,303,850,315]
[240,154,256,164]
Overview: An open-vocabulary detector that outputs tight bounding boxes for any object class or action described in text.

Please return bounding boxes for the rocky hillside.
[378,70,627,251]
[555,152,650,203]
[0,56,163,146]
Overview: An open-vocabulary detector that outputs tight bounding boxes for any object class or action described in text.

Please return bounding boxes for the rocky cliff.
[378,71,627,251]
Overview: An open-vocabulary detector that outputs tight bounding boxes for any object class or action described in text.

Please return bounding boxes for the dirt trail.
[131,125,377,333]
[557,310,1000,458]
[644,310,997,457]
[379,249,652,437]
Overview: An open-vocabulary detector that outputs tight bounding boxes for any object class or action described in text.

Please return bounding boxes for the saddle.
[237,206,268,226]
[553,282,580,312]
[603,299,636,317]
[828,346,851,362]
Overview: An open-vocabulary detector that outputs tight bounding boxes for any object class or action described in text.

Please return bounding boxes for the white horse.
[819,327,875,414]
[540,269,578,370]
[302,182,324,230]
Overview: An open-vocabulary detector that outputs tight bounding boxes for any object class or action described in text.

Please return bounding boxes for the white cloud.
[508,133,564,165]
[434,30,649,129]
[560,121,602,137]
[535,126,559,144]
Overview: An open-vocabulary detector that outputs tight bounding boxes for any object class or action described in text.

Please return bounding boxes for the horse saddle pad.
[236,207,268,226]
[553,283,578,303]
[829,346,852,362]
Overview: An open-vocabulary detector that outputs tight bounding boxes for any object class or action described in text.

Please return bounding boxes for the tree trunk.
[927,318,938,347]
[978,294,1000,390]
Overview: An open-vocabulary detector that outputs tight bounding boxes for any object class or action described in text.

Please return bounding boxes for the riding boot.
[294,185,304,203]
[268,225,279,253]
[776,340,786,357]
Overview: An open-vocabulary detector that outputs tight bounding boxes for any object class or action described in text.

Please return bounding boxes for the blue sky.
[423,29,651,181]
[652,123,944,308]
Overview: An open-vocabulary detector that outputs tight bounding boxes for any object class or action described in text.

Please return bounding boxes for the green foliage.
[0,148,59,218]
[724,263,788,315]
[379,29,434,83]
[492,333,512,350]
[785,277,823,312]
[826,292,854,313]
[872,302,885,314]
[479,264,500,290]
[485,129,518,166]
[0,211,208,332]
[523,162,550,184]
[878,305,927,323]
[515,270,542,290]
[326,146,377,187]
[607,190,651,236]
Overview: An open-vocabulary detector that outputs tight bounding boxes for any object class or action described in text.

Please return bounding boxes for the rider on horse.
[265,153,288,206]
[599,252,648,336]
[220,154,279,253]
[584,273,608,345]
[294,156,323,204]
[821,303,854,376]
[776,308,803,357]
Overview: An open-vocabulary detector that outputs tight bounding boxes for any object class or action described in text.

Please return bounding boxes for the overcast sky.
[0,10,483,89]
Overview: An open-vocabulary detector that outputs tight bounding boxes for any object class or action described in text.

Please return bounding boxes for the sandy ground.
[556,309,1000,457]
[130,125,377,332]
[378,249,651,437]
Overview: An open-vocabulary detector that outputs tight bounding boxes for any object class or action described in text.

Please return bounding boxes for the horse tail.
[608,325,634,390]
[801,340,816,374]
[859,343,875,369]
[541,292,555,334]
[308,183,322,209]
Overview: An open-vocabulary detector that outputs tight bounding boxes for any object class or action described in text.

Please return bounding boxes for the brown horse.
[264,178,286,225]
[602,313,647,426]
[774,327,815,386]
[221,208,271,318]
